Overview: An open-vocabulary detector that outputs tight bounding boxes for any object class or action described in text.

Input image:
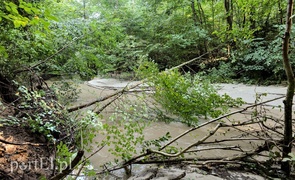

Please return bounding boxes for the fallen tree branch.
[67,45,227,113]
[129,140,281,170]
[131,157,224,164]
[159,96,285,151]
[203,138,275,145]
[225,140,279,161]
[0,138,47,146]
[185,145,241,153]
[94,93,124,114]
[122,96,285,166]
[147,122,222,157]
[67,82,141,112]
[82,144,106,164]
[50,150,84,180]
[95,96,290,179]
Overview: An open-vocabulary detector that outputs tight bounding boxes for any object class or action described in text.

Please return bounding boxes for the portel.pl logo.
[10,158,71,173]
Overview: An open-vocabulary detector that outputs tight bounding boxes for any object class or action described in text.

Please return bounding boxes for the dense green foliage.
[0,0,125,81]
[0,0,290,83]
[137,61,244,125]
[153,70,243,125]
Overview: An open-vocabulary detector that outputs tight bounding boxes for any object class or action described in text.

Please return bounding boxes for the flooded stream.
[69,78,286,173]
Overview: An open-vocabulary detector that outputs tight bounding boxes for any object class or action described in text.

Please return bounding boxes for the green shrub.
[153,70,243,125]
[200,62,235,83]
[136,60,244,126]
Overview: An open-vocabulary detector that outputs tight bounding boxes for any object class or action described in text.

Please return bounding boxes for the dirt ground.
[0,107,53,180]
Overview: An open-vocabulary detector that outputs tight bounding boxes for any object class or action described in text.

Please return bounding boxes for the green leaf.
[5,5,11,12]
[8,2,19,14]
[24,7,33,14]
[0,45,8,58]
[13,20,22,28]
[45,9,58,21]
[13,18,28,28]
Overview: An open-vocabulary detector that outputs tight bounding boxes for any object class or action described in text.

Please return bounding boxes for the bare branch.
[0,138,47,146]
[185,145,241,153]
[67,82,141,112]
[147,123,222,157]
[159,96,285,151]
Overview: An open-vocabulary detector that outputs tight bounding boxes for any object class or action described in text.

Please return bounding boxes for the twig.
[202,160,246,165]
[81,144,106,163]
[185,145,241,153]
[224,140,281,161]
[203,138,276,144]
[261,121,284,136]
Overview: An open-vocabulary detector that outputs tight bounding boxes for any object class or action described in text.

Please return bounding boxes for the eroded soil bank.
[0,125,52,179]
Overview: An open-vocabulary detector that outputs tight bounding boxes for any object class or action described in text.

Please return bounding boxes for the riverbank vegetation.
[0,0,295,179]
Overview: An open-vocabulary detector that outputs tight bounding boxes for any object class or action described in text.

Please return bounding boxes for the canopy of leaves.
[0,0,290,84]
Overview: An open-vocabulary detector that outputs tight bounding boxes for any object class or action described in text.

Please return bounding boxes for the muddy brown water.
[69,80,285,172]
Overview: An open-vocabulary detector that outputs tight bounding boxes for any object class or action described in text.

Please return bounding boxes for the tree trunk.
[83,0,87,19]
[281,0,294,177]
[249,7,256,30]
[190,0,199,26]
[224,0,233,31]
[0,74,17,104]
[197,1,206,26]
[278,0,284,24]
[197,1,208,53]
[224,0,233,56]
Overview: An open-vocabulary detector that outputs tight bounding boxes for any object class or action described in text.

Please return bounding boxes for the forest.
[0,0,295,179]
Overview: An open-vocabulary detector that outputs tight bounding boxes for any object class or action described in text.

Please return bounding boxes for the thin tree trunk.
[196,1,208,53]
[190,0,207,54]
[249,7,256,30]
[281,0,294,177]
[190,0,199,26]
[278,0,284,24]
[197,1,206,26]
[224,0,233,31]
[224,0,233,56]
[83,0,86,19]
[242,14,246,28]
[211,0,215,32]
